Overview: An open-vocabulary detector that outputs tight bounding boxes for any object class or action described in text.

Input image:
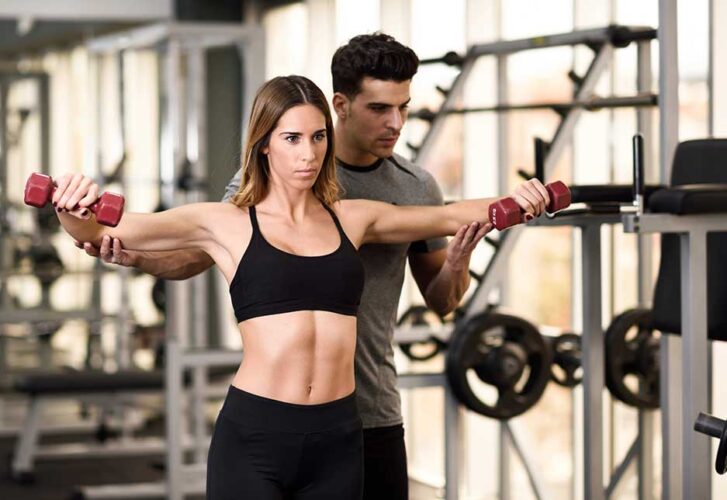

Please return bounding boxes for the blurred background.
[0,1,725,499]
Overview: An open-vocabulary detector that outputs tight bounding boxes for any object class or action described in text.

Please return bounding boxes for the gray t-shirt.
[222,153,447,428]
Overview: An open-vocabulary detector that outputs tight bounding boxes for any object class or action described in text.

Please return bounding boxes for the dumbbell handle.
[695,412,726,439]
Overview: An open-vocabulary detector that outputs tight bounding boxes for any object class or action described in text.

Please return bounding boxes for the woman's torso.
[205,200,364,404]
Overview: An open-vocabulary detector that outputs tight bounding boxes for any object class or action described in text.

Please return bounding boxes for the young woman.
[51,75,549,499]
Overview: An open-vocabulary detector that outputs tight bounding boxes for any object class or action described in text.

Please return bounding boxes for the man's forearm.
[130,248,214,280]
[424,259,471,316]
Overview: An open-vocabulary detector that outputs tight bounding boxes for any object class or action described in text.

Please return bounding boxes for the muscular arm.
[408,220,487,315]
[121,248,214,280]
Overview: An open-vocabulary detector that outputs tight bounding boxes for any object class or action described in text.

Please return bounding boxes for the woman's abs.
[233,310,357,404]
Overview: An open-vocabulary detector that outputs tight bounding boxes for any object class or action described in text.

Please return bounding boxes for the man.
[80,34,485,499]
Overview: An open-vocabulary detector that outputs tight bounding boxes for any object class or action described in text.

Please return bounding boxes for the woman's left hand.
[446,221,493,271]
[511,179,550,221]
[52,173,100,220]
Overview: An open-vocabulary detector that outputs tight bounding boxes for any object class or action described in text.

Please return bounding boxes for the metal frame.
[75,22,265,500]
[623,212,727,500]
[410,24,659,500]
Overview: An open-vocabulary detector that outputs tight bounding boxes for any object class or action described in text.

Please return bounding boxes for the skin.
[80,76,544,315]
[53,104,549,405]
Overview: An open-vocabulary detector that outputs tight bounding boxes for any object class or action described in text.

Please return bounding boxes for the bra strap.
[248,206,260,234]
[320,203,346,236]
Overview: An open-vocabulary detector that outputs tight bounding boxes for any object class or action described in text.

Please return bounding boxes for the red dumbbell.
[489,181,571,231]
[24,173,125,227]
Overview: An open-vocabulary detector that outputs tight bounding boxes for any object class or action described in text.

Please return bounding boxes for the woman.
[51,75,549,499]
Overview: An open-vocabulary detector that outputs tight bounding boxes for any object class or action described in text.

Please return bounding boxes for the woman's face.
[263,103,328,190]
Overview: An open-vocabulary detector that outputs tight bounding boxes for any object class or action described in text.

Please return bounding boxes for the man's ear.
[332,92,350,120]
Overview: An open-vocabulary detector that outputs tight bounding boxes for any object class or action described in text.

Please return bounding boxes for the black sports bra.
[229,202,365,323]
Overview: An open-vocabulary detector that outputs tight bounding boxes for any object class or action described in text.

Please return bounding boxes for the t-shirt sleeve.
[221,169,242,202]
[409,170,449,254]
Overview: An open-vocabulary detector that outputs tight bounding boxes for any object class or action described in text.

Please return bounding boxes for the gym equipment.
[604,308,660,409]
[694,412,727,475]
[411,93,657,122]
[488,181,571,230]
[24,173,125,227]
[620,139,727,497]
[151,278,166,314]
[419,50,464,67]
[446,312,552,420]
[27,242,65,287]
[547,332,582,388]
[396,305,447,361]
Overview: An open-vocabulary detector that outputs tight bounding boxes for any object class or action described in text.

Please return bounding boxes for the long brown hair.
[230,75,339,207]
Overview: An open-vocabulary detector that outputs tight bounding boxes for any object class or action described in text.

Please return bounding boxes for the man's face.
[341,77,411,159]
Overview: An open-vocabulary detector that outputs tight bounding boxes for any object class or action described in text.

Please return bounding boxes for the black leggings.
[206,386,363,500]
[362,424,408,500]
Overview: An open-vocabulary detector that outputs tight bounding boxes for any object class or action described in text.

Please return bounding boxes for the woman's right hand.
[52,173,100,220]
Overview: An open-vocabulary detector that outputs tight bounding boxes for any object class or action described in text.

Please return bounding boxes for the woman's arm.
[58,205,215,253]
[53,173,215,254]
[347,179,550,245]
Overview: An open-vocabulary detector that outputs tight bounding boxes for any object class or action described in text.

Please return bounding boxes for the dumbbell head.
[546,181,571,212]
[93,193,125,227]
[24,173,54,208]
[489,198,521,231]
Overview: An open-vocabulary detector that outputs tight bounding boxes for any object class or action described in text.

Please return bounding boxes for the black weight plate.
[446,312,552,420]
[549,333,583,388]
[605,308,660,409]
[397,305,445,361]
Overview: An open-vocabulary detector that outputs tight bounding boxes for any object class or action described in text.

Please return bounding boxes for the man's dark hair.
[331,32,419,97]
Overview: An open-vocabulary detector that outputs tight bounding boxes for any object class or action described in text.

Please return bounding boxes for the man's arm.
[77,236,214,280]
[409,221,486,316]
[77,168,242,280]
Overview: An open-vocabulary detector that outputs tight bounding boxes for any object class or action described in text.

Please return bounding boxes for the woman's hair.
[230,75,339,207]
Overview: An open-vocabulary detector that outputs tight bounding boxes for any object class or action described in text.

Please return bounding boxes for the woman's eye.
[285,136,299,143]
[314,134,326,142]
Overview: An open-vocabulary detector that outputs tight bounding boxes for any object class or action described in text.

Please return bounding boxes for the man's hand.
[74,235,137,267]
[445,221,492,271]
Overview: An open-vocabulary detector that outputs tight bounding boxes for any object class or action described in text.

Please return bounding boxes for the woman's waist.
[220,385,360,433]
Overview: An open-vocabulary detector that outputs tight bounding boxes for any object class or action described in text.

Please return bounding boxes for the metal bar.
[0,0,172,22]
[582,223,604,500]
[444,385,462,500]
[680,230,710,499]
[659,0,680,184]
[499,422,511,500]
[605,436,638,497]
[11,397,42,476]
[0,308,113,324]
[469,25,656,57]
[86,22,263,53]
[505,423,546,500]
[636,38,655,500]
[414,93,656,118]
[414,59,476,165]
[187,44,209,466]
[162,39,184,500]
[396,372,447,389]
[623,213,727,233]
